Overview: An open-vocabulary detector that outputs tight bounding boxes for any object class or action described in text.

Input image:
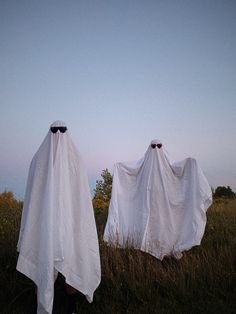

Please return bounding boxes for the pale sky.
[0,0,236,198]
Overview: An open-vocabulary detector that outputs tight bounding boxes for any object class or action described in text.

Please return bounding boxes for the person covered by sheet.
[104,139,212,260]
[16,121,101,314]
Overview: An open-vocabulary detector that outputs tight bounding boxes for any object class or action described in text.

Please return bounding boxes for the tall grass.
[0,194,235,313]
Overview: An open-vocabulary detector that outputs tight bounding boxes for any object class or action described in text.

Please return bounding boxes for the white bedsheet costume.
[17,121,101,314]
[104,139,212,259]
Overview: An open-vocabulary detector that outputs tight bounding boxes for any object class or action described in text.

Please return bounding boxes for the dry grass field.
[0,191,235,313]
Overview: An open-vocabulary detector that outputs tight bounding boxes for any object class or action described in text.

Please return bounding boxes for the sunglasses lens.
[59,127,67,133]
[157,144,162,149]
[50,127,58,133]
[151,144,156,149]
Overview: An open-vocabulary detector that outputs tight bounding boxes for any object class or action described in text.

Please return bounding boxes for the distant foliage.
[0,191,23,211]
[214,186,235,198]
[93,169,112,211]
[0,190,22,277]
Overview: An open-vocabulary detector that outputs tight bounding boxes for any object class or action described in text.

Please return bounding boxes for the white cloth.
[104,139,212,260]
[17,121,101,314]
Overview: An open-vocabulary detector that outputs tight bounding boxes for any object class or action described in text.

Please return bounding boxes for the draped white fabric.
[104,139,212,260]
[17,121,101,314]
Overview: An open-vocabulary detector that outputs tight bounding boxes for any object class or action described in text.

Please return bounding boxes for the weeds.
[0,193,235,313]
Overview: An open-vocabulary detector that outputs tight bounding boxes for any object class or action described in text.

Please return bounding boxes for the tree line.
[0,169,235,211]
[92,169,236,210]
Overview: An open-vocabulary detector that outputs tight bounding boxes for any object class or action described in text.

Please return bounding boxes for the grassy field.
[0,192,235,314]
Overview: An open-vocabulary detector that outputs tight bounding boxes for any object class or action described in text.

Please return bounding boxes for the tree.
[0,191,23,211]
[214,186,235,198]
[93,169,112,211]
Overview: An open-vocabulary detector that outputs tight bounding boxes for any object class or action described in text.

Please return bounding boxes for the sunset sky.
[1,0,235,198]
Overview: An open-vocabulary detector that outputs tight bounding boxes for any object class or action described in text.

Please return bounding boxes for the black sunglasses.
[151,143,162,149]
[50,126,67,133]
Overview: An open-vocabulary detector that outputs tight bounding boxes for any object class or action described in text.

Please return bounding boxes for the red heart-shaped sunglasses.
[151,143,162,149]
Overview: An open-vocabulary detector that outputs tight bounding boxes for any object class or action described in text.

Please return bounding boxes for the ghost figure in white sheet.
[104,139,212,260]
[17,121,101,314]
